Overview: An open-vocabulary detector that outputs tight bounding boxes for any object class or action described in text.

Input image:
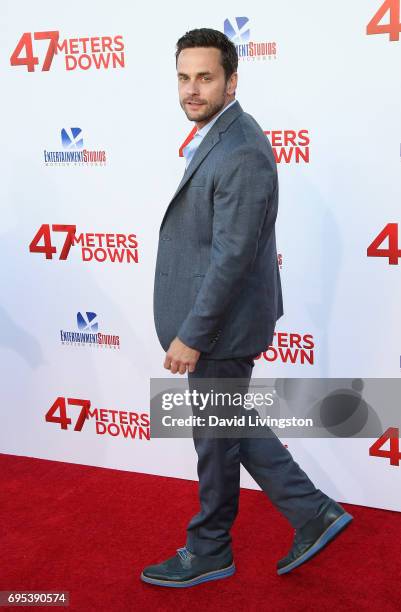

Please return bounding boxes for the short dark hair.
[175,28,238,81]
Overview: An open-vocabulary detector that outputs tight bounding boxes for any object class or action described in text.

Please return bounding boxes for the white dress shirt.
[182,99,237,169]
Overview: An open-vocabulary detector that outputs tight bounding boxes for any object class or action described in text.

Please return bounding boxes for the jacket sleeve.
[177,144,277,353]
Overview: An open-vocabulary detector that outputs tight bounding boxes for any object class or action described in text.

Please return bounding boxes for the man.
[141,28,353,587]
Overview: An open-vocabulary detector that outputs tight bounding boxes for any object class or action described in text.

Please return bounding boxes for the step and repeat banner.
[1,0,401,512]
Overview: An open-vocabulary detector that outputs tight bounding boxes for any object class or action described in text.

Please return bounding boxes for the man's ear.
[227,72,238,96]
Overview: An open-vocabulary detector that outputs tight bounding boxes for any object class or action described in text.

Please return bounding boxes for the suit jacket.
[153,100,284,359]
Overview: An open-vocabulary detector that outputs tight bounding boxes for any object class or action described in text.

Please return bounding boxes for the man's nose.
[185,79,200,96]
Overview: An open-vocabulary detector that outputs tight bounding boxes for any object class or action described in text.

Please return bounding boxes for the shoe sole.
[140,562,236,588]
[277,511,353,575]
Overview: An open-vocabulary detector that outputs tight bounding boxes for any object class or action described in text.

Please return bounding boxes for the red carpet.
[0,453,399,611]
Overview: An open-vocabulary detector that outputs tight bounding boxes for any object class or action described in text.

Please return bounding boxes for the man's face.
[177,47,237,128]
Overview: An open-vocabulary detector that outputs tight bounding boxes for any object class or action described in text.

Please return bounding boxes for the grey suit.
[153,100,329,557]
[154,100,283,359]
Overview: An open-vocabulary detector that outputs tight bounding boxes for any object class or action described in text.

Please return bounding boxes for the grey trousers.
[186,354,330,556]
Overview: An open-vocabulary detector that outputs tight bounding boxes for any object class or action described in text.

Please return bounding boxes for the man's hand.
[164,336,201,374]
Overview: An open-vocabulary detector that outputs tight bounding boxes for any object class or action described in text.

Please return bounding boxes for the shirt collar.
[195,99,237,139]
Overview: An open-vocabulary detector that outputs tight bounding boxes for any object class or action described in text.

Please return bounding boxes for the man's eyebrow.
[177,71,213,77]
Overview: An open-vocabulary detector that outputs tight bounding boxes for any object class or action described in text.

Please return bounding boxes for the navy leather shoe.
[277,499,353,575]
[140,546,235,587]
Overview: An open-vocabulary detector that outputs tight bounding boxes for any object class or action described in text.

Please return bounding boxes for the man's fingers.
[170,360,179,374]
[166,360,189,375]
[164,345,199,374]
[188,362,196,373]
[178,363,187,375]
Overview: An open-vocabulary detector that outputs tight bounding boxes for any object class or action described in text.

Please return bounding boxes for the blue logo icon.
[224,17,250,44]
[61,128,84,150]
[77,311,98,332]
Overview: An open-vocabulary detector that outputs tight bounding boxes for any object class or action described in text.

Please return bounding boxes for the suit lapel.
[159,101,243,232]
[170,132,220,200]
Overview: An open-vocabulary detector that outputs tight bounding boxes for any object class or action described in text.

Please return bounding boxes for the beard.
[180,94,227,124]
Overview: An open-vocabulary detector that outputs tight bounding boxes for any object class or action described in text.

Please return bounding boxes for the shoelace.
[176,546,196,562]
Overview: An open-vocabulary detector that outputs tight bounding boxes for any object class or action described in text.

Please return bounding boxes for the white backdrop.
[1,0,401,512]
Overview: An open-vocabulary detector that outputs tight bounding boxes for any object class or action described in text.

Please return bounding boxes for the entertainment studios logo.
[224,17,277,62]
[60,312,120,349]
[44,128,107,166]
